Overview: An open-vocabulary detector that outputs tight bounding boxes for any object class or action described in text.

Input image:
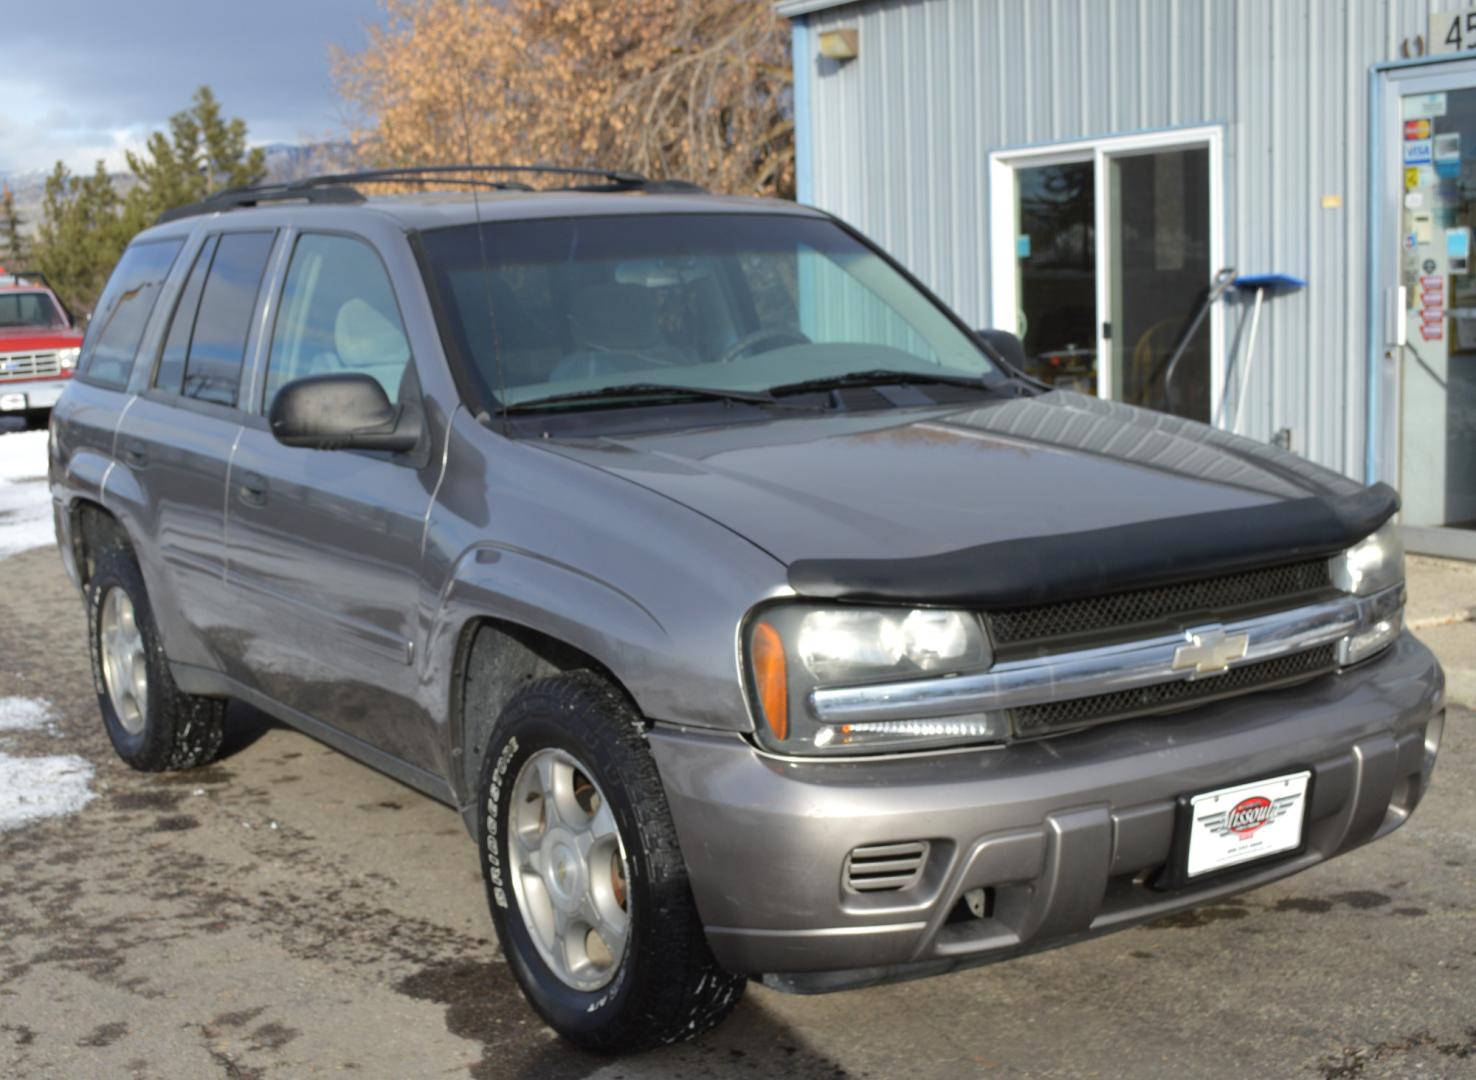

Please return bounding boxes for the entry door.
[1377,61,1476,559]
[990,128,1223,422]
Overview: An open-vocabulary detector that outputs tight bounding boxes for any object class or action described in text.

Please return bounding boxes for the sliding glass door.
[990,128,1222,422]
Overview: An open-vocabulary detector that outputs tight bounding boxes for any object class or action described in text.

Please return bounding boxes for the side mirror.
[975,328,1027,371]
[268,373,422,453]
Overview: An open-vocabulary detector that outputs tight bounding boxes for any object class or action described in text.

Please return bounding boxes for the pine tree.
[0,186,25,267]
[34,162,130,314]
[32,86,268,314]
[125,86,268,225]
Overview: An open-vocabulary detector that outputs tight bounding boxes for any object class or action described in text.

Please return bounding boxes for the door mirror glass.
[268,373,421,452]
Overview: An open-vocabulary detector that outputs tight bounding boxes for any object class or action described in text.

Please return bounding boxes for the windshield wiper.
[766,368,994,397]
[501,382,808,413]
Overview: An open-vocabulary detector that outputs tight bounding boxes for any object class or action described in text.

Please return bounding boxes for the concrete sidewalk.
[1407,554,1476,706]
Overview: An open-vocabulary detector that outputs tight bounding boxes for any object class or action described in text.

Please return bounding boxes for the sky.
[0,0,388,178]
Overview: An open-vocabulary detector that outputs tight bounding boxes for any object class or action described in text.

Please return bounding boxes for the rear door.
[116,228,279,672]
[224,230,437,768]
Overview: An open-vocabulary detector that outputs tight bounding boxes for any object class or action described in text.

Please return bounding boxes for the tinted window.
[417,215,992,410]
[264,233,411,410]
[180,231,275,407]
[154,237,216,395]
[80,239,184,389]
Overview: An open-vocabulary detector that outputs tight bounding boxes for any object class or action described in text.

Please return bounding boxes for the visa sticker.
[1406,139,1433,164]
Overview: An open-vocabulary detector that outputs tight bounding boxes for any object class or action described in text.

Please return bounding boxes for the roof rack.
[154,164,708,225]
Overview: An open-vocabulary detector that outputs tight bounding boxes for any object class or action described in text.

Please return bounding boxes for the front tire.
[478,672,744,1051]
[86,544,226,771]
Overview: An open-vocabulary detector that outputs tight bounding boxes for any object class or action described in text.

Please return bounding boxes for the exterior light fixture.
[818,28,859,61]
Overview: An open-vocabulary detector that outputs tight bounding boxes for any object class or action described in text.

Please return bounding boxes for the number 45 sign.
[1433,10,1476,54]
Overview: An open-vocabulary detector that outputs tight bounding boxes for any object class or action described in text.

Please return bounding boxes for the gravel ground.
[1,423,1473,1079]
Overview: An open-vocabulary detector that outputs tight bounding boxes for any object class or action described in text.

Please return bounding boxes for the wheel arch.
[68,497,134,587]
[449,614,643,812]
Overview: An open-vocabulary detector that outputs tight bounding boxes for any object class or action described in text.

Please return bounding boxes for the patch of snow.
[0,696,53,732]
[0,695,97,831]
[0,750,96,831]
[0,429,55,559]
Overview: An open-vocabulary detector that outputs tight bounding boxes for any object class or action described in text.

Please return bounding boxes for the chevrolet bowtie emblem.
[1172,626,1250,676]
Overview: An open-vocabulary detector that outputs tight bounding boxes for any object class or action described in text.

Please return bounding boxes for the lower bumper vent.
[845,841,928,893]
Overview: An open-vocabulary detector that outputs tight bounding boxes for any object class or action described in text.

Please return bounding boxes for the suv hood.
[542,391,1367,569]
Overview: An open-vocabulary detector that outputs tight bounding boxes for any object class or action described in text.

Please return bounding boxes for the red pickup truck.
[0,269,83,427]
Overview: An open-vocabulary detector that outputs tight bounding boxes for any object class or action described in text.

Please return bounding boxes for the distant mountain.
[0,141,365,239]
[260,141,363,182]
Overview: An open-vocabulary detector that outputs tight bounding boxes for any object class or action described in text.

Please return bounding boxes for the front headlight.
[56,347,80,371]
[1330,520,1405,664]
[745,604,1001,755]
[1329,519,1404,596]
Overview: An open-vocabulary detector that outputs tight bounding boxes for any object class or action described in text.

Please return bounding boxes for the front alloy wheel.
[508,748,631,991]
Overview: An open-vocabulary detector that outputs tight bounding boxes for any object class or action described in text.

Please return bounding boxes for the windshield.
[0,290,66,330]
[417,213,996,410]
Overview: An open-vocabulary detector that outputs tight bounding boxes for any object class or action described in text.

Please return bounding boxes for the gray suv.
[49,166,1444,1052]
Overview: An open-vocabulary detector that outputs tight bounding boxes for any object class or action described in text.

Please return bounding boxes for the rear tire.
[478,671,744,1051]
[86,544,226,771]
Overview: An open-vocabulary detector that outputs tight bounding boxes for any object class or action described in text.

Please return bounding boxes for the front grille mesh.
[986,559,1333,646]
[0,351,62,379]
[1011,644,1338,736]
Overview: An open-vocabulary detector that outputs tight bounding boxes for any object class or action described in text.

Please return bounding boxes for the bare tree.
[333,0,794,198]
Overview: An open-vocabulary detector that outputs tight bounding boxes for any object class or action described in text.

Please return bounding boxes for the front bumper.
[649,632,1444,990]
[0,377,66,411]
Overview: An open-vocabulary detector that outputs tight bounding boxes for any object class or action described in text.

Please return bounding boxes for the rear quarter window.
[79,239,185,389]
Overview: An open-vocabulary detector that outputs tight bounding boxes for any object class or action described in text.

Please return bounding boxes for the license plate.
[1184,770,1311,879]
[0,393,26,412]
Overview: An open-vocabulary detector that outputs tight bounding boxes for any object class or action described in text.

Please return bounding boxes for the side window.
[264,233,412,411]
[179,231,275,407]
[79,239,184,389]
[154,236,217,394]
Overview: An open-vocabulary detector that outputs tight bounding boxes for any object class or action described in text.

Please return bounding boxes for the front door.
[990,128,1222,422]
[1378,61,1476,559]
[224,230,439,771]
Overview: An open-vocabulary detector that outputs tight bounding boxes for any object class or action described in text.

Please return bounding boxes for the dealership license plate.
[1184,770,1311,878]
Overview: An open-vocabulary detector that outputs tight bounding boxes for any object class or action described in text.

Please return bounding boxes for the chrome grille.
[985,559,1334,646]
[0,351,62,379]
[1011,644,1338,736]
[844,841,928,893]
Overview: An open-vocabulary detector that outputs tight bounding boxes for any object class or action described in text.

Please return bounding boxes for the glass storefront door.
[1397,82,1476,540]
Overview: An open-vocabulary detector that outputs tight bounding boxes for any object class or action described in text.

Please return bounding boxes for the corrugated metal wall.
[795,0,1469,480]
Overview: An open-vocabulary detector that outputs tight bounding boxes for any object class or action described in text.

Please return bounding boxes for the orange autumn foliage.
[333,0,795,197]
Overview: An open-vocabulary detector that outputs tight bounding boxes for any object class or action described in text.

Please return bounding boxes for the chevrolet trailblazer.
[48,166,1443,1052]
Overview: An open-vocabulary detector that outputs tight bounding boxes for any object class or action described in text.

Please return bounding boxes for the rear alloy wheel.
[86,543,227,771]
[478,671,744,1051]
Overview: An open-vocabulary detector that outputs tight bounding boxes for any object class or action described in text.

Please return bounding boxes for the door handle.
[239,471,268,507]
[122,440,148,467]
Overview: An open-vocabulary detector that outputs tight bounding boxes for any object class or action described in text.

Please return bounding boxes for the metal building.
[778,0,1476,559]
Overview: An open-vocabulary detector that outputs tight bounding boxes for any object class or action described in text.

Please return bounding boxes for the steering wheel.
[717,327,811,364]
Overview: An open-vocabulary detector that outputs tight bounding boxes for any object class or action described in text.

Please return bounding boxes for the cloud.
[0,0,385,176]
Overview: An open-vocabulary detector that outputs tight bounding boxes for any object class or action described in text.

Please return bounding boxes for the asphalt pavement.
[1,423,1473,1079]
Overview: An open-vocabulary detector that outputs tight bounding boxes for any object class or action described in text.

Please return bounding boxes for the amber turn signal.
[751,621,789,741]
